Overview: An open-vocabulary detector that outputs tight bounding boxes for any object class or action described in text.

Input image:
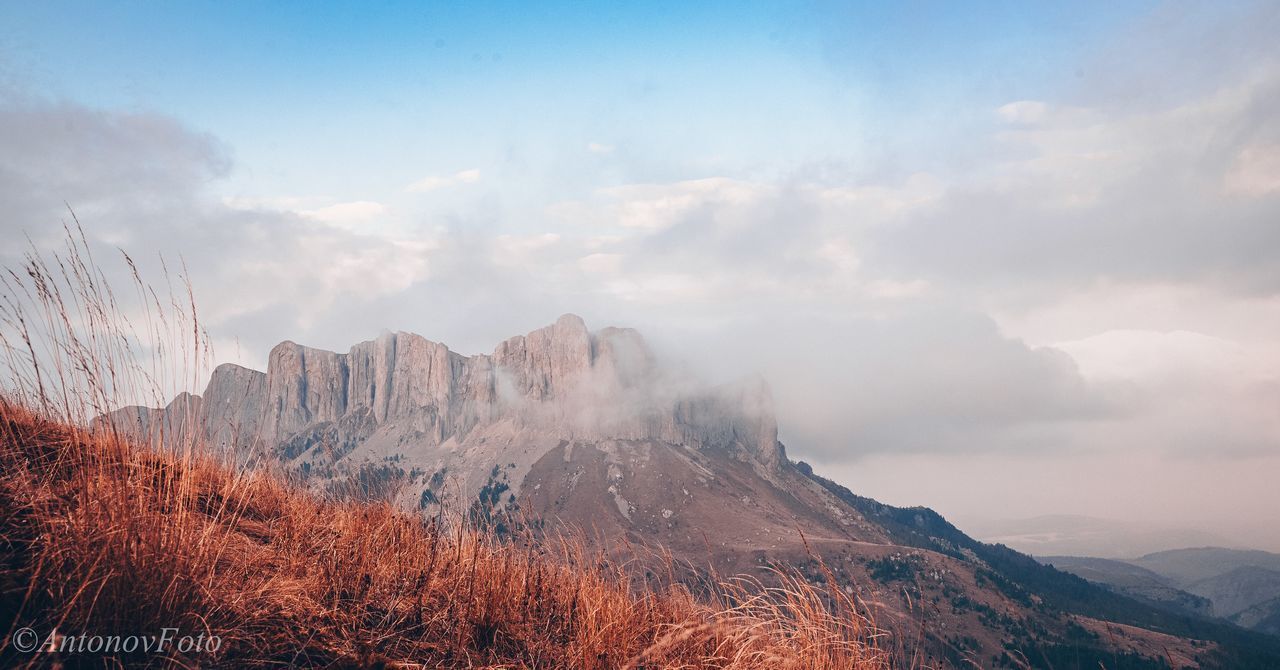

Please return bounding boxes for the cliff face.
[108,314,785,485]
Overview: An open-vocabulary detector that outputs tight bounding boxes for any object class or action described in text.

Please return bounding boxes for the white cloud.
[1224,143,1280,196]
[299,200,388,227]
[864,278,930,299]
[0,98,437,357]
[587,141,614,154]
[814,238,860,274]
[997,100,1049,124]
[992,281,1280,348]
[600,177,766,231]
[489,233,562,268]
[1053,329,1272,383]
[873,62,1280,295]
[578,252,622,275]
[222,194,327,211]
[1045,328,1280,460]
[405,168,481,192]
[223,196,391,232]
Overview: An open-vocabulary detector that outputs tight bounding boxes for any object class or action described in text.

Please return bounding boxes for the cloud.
[404,168,481,192]
[490,232,561,268]
[1224,143,1280,196]
[298,200,388,227]
[600,178,767,231]
[5,82,1273,468]
[1052,329,1280,458]
[577,252,622,275]
[996,100,1049,125]
[224,197,392,232]
[867,62,1280,297]
[864,278,930,299]
[222,194,328,211]
[0,97,230,249]
[587,142,614,154]
[551,175,936,305]
[0,96,435,367]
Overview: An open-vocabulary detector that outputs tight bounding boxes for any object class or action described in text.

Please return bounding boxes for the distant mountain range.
[966,514,1234,558]
[106,315,1280,668]
[1044,547,1280,636]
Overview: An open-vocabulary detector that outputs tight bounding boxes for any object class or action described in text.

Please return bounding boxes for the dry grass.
[0,402,890,668]
[0,224,892,668]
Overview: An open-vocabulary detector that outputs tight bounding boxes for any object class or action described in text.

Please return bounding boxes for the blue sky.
[2,1,1156,207]
[2,1,1279,547]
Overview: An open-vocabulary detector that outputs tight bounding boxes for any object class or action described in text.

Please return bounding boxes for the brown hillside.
[0,400,889,668]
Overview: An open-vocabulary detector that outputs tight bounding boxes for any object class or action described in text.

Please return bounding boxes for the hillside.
[1042,549,1280,639]
[0,401,888,668]
[1131,548,1280,633]
[1129,548,1280,588]
[1186,566,1280,619]
[1231,598,1280,636]
[1040,556,1212,617]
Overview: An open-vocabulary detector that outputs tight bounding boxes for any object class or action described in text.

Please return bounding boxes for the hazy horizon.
[2,1,1278,553]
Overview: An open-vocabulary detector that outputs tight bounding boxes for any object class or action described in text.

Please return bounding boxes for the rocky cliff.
[108,314,786,500]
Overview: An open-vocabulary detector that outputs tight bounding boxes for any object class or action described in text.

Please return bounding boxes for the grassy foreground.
[0,399,889,668]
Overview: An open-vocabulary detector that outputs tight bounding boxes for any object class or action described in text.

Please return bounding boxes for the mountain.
[1040,556,1212,617]
[1044,548,1280,638]
[1232,597,1280,636]
[1129,549,1280,628]
[1187,566,1280,619]
[965,514,1232,558]
[1129,548,1280,587]
[110,315,785,500]
[106,315,1280,668]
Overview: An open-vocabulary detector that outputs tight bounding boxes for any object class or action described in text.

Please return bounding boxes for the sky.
[1,1,1278,550]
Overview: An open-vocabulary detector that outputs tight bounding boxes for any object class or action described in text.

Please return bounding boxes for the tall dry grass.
[0,225,892,668]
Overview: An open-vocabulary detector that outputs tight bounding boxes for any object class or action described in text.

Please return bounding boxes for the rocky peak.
[492,314,594,401]
[107,314,786,475]
[263,340,349,439]
[591,326,656,391]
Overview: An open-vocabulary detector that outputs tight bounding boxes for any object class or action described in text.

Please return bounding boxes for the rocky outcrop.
[105,314,787,479]
[493,314,594,402]
[203,363,267,458]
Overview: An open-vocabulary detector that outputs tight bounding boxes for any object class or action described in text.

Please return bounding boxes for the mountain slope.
[1232,597,1280,636]
[798,467,1280,666]
[1040,556,1213,617]
[1186,566,1280,619]
[1129,547,1280,586]
[1124,548,1280,632]
[107,315,1280,668]
[1045,549,1280,638]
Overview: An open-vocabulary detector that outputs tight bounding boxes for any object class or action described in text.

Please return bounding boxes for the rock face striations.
[108,314,789,513]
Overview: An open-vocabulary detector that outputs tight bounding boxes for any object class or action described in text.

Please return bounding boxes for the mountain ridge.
[1043,547,1280,639]
[109,314,789,508]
